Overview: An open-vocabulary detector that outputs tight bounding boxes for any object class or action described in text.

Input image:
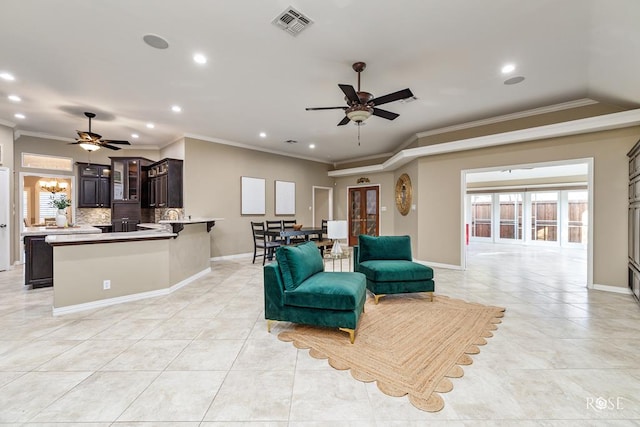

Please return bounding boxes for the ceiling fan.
[306,62,414,126]
[69,112,131,151]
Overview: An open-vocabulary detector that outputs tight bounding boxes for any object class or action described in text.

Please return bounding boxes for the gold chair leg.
[373,294,386,304]
[338,328,355,344]
[267,319,275,333]
[429,292,434,302]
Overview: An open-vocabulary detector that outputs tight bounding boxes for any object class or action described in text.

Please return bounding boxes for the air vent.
[284,139,298,144]
[271,6,313,37]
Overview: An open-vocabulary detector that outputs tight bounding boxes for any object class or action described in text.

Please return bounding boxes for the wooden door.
[348,186,380,246]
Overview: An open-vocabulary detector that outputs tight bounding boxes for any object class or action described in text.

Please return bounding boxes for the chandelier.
[39,179,68,194]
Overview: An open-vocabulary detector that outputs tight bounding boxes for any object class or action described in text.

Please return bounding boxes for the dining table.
[263,227,325,245]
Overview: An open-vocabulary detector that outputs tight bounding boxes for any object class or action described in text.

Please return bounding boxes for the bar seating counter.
[42,218,223,315]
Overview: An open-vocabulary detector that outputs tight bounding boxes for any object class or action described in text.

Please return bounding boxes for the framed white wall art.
[275,180,295,215]
[241,176,266,215]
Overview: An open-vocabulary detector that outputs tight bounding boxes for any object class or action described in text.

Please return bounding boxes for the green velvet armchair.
[353,234,435,304]
[263,241,367,343]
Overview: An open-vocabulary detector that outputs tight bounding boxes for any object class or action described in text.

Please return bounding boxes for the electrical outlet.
[103,279,111,290]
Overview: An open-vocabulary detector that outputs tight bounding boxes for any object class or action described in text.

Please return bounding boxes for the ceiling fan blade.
[371,88,413,106]
[337,116,351,126]
[372,107,400,121]
[102,140,131,145]
[305,106,347,111]
[77,130,102,141]
[101,144,122,150]
[338,84,360,104]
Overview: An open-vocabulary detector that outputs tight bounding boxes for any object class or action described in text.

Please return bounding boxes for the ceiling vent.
[271,6,313,37]
[284,139,298,144]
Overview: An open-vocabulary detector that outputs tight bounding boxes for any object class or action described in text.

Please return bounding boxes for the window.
[38,192,65,224]
[471,194,492,238]
[568,191,588,244]
[498,193,523,240]
[22,153,73,171]
[531,192,558,242]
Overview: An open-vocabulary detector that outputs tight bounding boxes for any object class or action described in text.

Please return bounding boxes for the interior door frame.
[311,186,333,227]
[461,158,593,288]
[19,171,76,263]
[0,167,9,271]
[346,184,381,246]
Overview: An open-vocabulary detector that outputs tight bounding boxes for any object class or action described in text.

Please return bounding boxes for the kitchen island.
[21,225,102,288]
[46,218,223,315]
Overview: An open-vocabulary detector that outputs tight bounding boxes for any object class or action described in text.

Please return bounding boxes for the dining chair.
[251,221,281,265]
[266,220,284,243]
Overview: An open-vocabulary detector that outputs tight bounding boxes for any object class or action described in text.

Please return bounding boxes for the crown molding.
[0,119,16,128]
[15,130,74,142]
[329,108,640,177]
[332,151,395,167]
[184,133,333,164]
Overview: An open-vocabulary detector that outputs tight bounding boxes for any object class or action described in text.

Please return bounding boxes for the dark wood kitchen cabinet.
[111,157,154,228]
[146,158,183,208]
[24,236,53,288]
[77,163,111,208]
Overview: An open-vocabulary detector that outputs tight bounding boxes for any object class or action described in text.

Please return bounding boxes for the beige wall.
[183,137,333,257]
[53,239,170,308]
[416,126,640,288]
[169,222,211,284]
[0,125,15,264]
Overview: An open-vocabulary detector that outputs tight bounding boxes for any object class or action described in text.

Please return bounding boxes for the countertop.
[158,217,224,224]
[21,225,102,237]
[45,229,176,245]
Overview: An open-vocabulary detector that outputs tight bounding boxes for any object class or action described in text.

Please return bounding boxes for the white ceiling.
[1,0,639,163]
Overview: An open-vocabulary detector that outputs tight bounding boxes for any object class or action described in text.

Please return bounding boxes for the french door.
[348,186,379,246]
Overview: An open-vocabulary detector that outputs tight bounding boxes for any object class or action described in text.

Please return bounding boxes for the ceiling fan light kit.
[70,112,132,151]
[306,61,414,129]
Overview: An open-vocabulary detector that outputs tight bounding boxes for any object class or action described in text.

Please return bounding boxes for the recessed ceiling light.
[259,132,267,138]
[8,95,21,102]
[131,133,139,139]
[142,34,169,49]
[501,63,516,74]
[193,53,207,64]
[504,76,525,85]
[146,123,155,129]
[309,144,316,149]
[0,72,15,81]
[171,105,182,113]
[14,113,25,119]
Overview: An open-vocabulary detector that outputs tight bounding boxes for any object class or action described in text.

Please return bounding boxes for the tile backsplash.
[75,208,111,225]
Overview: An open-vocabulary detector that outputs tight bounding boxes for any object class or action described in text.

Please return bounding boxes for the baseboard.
[170,267,211,292]
[211,252,253,261]
[589,283,633,294]
[52,267,212,316]
[413,259,464,270]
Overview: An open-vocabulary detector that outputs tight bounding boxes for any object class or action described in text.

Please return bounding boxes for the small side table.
[324,249,351,272]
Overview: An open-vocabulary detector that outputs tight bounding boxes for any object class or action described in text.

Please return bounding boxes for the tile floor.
[0,242,639,425]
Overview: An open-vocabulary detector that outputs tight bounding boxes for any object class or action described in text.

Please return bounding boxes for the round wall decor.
[395,173,412,216]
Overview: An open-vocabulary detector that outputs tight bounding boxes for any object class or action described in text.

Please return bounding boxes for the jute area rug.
[278,294,505,412]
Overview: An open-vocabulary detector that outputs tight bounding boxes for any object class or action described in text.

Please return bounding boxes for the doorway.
[19,173,74,263]
[348,185,380,246]
[463,159,592,286]
[312,186,333,227]
[0,168,9,271]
